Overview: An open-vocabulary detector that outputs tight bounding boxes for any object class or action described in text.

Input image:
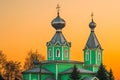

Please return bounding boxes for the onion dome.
[89,19,96,31]
[47,4,71,47]
[51,4,65,30]
[89,13,96,31]
[51,14,65,30]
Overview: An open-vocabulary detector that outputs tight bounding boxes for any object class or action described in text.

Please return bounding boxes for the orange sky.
[0,0,120,79]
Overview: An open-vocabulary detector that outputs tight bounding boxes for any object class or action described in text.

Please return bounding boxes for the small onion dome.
[51,14,65,30]
[33,59,39,65]
[89,19,96,31]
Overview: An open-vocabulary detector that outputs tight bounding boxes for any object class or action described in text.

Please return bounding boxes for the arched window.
[64,50,68,57]
[98,51,101,61]
[56,49,60,57]
[86,51,89,61]
[49,49,52,58]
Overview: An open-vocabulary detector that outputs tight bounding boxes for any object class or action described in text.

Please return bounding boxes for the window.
[86,51,89,61]
[64,50,68,57]
[56,49,60,57]
[98,51,101,61]
[49,50,52,58]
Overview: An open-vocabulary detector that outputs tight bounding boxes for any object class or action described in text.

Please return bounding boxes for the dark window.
[56,49,60,57]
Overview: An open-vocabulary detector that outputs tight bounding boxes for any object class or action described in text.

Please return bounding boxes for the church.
[22,5,103,80]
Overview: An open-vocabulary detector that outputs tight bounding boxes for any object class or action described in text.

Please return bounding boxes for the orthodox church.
[22,5,103,80]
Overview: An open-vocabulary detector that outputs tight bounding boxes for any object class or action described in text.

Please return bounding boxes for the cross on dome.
[89,13,96,31]
[51,4,65,30]
[56,4,60,15]
[91,12,94,20]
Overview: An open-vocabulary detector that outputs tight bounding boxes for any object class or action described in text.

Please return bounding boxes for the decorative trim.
[54,41,61,46]
[56,29,61,32]
[96,50,97,64]
[38,74,39,80]
[29,73,31,80]
[86,50,89,61]
[47,47,48,59]
[56,63,58,80]
[62,46,63,60]
[69,48,70,60]
[49,49,52,58]
[93,67,94,72]
[90,50,91,64]
[41,60,84,64]
[53,47,54,60]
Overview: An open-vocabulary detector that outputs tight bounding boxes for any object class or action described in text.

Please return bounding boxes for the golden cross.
[56,4,60,14]
[91,12,94,19]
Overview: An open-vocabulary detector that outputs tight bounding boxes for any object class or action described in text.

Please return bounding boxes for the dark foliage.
[0,74,4,80]
[24,50,45,70]
[0,51,7,74]
[96,63,109,80]
[109,69,114,80]
[70,65,80,80]
[3,61,22,80]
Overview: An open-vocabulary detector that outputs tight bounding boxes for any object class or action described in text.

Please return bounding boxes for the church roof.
[85,32,102,49]
[22,67,53,74]
[47,5,71,46]
[41,60,84,64]
[50,31,67,44]
[61,67,95,74]
[47,31,71,46]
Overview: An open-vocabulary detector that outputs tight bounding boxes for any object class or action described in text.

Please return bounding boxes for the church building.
[22,5,103,80]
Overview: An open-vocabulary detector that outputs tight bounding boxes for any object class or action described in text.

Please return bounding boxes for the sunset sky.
[0,0,120,79]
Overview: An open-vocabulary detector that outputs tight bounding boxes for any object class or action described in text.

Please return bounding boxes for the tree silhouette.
[70,65,80,80]
[96,63,108,80]
[0,51,7,74]
[23,50,44,70]
[109,69,114,80]
[3,61,21,80]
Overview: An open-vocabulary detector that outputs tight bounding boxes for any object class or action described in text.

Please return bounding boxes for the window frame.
[56,49,60,57]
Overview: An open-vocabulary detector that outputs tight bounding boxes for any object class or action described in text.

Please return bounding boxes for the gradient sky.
[0,0,120,79]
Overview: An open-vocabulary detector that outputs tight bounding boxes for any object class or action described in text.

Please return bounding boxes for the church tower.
[46,5,71,61]
[83,13,103,72]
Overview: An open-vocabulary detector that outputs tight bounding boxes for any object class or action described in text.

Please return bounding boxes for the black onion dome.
[89,19,96,31]
[51,14,65,30]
